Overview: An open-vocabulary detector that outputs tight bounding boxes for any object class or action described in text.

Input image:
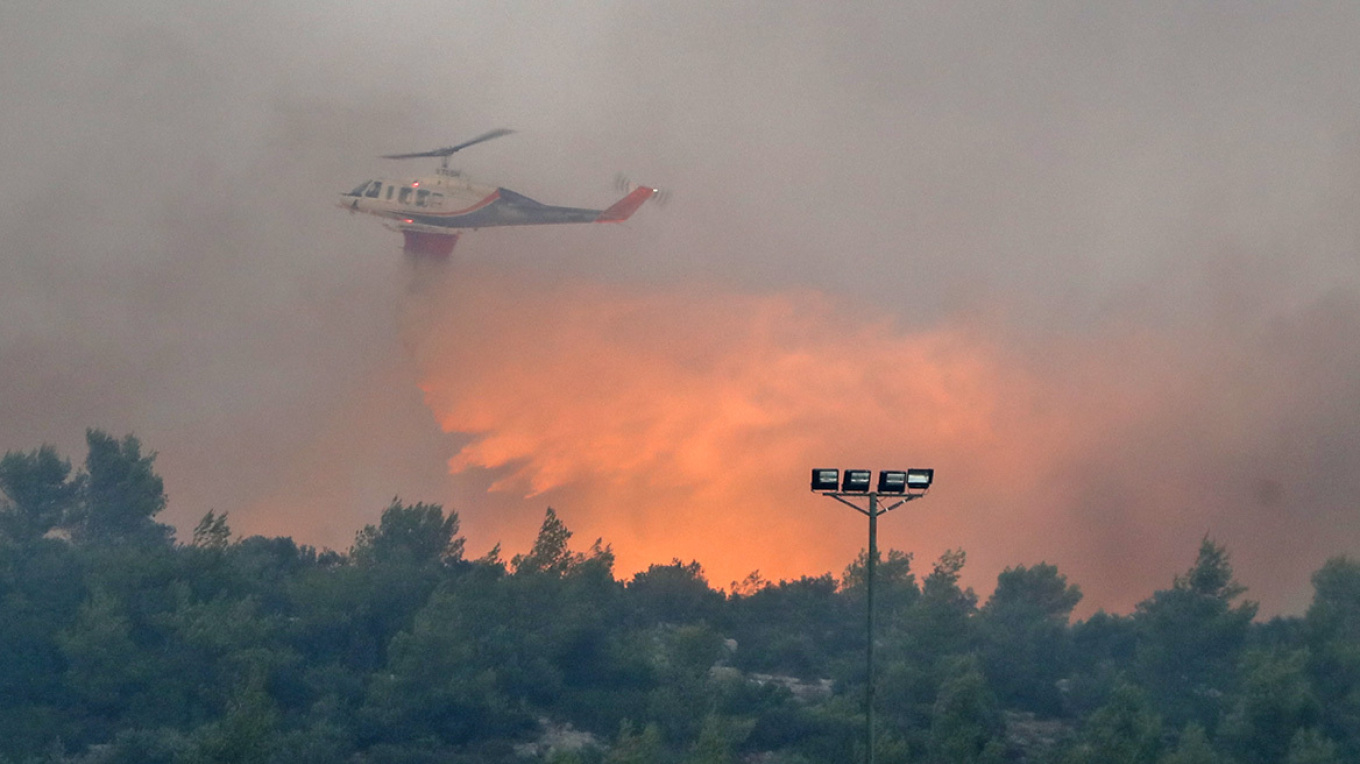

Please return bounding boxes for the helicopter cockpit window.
[365,182,381,198]
[348,181,372,197]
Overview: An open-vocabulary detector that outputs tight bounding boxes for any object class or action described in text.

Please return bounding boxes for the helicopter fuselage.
[340,167,655,257]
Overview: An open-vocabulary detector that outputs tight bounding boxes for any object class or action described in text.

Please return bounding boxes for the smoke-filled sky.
[4,2,1360,615]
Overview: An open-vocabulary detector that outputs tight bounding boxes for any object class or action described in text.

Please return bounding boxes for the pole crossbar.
[825,492,924,516]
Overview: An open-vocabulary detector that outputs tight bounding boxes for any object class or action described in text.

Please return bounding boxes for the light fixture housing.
[877,470,907,493]
[906,468,934,490]
[811,468,840,492]
[842,469,872,493]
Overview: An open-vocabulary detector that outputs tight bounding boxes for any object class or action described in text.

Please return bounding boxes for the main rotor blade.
[380,148,448,160]
[380,128,515,160]
[445,128,514,154]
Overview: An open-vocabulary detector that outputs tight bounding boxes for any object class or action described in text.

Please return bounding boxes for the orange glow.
[403,264,1074,592]
[372,255,1360,619]
[397,263,1341,615]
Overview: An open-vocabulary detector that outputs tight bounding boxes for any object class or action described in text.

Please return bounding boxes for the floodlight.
[842,469,872,493]
[878,470,907,494]
[811,468,840,492]
[906,468,934,490]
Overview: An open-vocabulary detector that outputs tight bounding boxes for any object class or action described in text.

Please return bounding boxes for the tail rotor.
[615,174,670,207]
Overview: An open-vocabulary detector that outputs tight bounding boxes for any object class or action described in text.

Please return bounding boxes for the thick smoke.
[4,3,1360,614]
[403,260,1360,615]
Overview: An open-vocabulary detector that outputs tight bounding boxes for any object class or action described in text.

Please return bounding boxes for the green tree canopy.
[351,499,464,567]
[1286,728,1342,764]
[1304,556,1360,760]
[1306,556,1360,644]
[910,548,978,660]
[1064,682,1163,764]
[191,510,232,551]
[1134,538,1256,731]
[978,562,1082,714]
[928,656,1006,764]
[1159,723,1223,764]
[69,430,171,547]
[1220,648,1320,764]
[0,445,79,544]
[842,548,919,633]
[513,507,613,579]
[626,559,724,626]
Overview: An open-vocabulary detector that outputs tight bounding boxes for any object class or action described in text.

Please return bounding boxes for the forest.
[1,430,1358,763]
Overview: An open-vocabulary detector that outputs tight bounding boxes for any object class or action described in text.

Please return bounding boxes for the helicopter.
[340,129,659,258]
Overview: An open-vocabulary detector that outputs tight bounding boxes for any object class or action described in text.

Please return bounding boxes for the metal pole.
[818,478,930,764]
[866,492,877,764]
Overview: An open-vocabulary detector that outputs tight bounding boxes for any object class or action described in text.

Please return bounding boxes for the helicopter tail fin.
[596,185,657,223]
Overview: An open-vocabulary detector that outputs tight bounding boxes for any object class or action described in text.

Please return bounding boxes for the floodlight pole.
[823,490,925,764]
[867,493,879,764]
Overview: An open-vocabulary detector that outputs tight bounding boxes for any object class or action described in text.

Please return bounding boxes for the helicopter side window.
[385,186,394,200]
[398,187,412,204]
[416,189,430,207]
[365,182,381,198]
[428,192,444,207]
